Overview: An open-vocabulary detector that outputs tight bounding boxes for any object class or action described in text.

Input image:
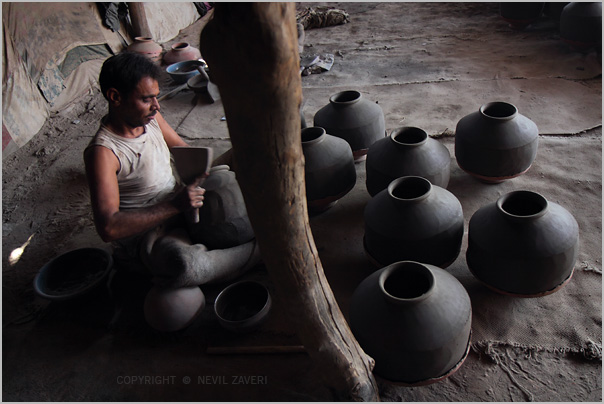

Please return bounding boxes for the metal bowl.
[214,280,272,332]
[166,60,205,84]
[33,248,113,301]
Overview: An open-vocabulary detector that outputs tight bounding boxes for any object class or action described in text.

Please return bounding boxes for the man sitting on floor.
[84,52,260,288]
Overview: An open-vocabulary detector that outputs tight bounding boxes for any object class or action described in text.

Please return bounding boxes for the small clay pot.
[366,126,451,196]
[126,37,162,63]
[455,101,539,183]
[187,166,255,249]
[214,280,272,333]
[500,2,545,29]
[560,2,602,52]
[467,190,580,297]
[349,261,472,385]
[544,2,569,21]
[144,285,205,332]
[163,42,202,65]
[301,126,357,214]
[313,90,386,162]
[364,176,464,268]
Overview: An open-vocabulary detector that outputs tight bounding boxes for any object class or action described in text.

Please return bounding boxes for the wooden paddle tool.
[170,146,213,223]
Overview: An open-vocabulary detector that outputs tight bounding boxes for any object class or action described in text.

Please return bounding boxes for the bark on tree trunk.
[200,3,379,401]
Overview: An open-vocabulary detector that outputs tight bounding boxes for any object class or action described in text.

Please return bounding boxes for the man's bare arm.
[84,145,203,242]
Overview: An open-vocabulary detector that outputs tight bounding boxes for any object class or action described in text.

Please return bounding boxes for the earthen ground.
[3,3,601,401]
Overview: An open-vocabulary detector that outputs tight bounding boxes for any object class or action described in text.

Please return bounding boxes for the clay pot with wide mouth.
[364,176,464,268]
[349,261,472,385]
[214,280,272,333]
[366,126,451,196]
[187,165,254,249]
[301,126,357,214]
[455,101,539,183]
[560,2,602,52]
[467,190,580,296]
[313,90,386,162]
[500,2,545,30]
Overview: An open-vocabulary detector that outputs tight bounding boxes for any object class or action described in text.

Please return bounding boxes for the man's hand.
[171,176,207,212]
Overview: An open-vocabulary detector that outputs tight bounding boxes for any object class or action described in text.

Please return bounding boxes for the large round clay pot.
[544,2,569,21]
[163,42,202,65]
[364,176,464,268]
[313,90,386,163]
[187,165,254,249]
[126,37,162,63]
[349,261,472,385]
[454,101,539,183]
[301,127,357,214]
[500,2,545,29]
[467,190,580,297]
[560,2,602,51]
[144,285,205,332]
[365,126,451,196]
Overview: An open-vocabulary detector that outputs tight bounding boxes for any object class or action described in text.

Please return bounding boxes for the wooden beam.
[128,2,151,38]
[200,3,379,401]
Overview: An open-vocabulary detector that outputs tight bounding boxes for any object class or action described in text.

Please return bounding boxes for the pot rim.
[171,42,190,51]
[390,126,428,147]
[134,36,154,42]
[387,176,432,203]
[329,90,362,106]
[214,280,272,327]
[301,126,327,144]
[379,261,435,305]
[479,101,518,121]
[496,190,549,221]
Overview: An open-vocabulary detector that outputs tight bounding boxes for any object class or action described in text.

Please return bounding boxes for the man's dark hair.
[99,52,162,100]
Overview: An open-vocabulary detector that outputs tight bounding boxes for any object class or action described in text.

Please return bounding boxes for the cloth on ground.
[296,6,350,30]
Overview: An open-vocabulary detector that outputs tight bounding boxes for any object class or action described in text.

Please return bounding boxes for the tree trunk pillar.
[200,3,379,401]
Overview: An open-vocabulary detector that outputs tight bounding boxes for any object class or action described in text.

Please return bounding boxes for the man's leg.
[145,227,261,288]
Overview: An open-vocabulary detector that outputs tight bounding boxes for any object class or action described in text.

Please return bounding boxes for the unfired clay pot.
[301,126,357,214]
[187,165,254,249]
[455,101,539,183]
[364,176,464,268]
[214,280,272,333]
[500,2,545,29]
[163,42,202,65]
[126,37,162,63]
[144,285,205,332]
[349,261,472,385]
[467,190,580,297]
[366,126,451,196]
[313,90,386,162]
[560,2,602,51]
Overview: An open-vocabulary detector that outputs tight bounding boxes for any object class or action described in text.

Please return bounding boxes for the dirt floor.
[2,2,602,401]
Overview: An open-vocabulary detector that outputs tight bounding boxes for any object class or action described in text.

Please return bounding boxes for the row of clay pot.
[350,179,579,386]
[351,187,579,385]
[364,175,580,297]
[126,37,202,65]
[500,2,602,51]
[302,91,539,210]
[302,90,580,386]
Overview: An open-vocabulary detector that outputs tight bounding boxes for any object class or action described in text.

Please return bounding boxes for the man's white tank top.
[86,117,177,209]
